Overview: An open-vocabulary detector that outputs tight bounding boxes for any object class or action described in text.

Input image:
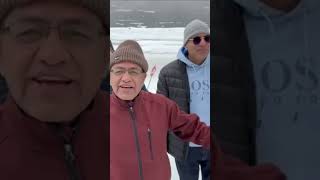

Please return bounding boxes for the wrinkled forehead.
[2,1,103,27]
[112,61,142,70]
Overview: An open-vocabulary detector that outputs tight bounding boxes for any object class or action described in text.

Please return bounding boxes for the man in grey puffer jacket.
[157,19,210,180]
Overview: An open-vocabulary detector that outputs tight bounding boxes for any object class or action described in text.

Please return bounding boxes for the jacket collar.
[111,91,144,109]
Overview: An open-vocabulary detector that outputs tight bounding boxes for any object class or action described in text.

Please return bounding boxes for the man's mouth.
[120,85,133,89]
[32,76,73,85]
[197,49,208,53]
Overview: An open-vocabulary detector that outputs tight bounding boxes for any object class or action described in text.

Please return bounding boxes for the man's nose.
[120,71,132,81]
[35,29,70,66]
[199,38,208,46]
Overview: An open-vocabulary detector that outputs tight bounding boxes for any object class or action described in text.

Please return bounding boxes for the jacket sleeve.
[213,136,286,180]
[156,69,169,96]
[167,100,210,148]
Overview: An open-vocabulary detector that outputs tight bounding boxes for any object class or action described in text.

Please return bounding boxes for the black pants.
[175,147,210,180]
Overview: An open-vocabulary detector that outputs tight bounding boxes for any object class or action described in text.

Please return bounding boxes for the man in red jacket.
[0,0,108,179]
[110,39,211,180]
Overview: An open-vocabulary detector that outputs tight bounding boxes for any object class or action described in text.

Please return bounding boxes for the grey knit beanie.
[0,0,108,26]
[110,40,148,73]
[183,19,210,46]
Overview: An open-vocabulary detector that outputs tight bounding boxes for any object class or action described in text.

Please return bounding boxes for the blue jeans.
[175,147,210,180]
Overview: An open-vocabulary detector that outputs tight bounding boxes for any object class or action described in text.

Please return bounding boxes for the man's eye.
[114,70,124,75]
[14,28,43,42]
[63,29,91,40]
[129,71,139,75]
[15,28,41,36]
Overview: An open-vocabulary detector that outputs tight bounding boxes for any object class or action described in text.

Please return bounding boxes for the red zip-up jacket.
[0,91,108,180]
[110,91,210,180]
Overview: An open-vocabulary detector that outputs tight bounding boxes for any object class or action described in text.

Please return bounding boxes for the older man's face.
[110,62,146,100]
[0,1,107,122]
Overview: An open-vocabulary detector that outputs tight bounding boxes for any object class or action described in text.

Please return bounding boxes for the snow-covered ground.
[111,27,202,180]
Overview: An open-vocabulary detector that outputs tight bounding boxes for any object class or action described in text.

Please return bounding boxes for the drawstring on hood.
[302,2,309,59]
[177,47,210,72]
[258,7,276,43]
[234,0,309,59]
[234,0,310,121]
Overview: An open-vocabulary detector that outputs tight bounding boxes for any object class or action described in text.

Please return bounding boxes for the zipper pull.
[64,143,81,180]
[147,128,154,160]
[64,143,75,162]
[128,101,134,108]
[129,106,134,113]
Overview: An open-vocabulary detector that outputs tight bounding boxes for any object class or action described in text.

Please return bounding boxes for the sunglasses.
[189,35,210,45]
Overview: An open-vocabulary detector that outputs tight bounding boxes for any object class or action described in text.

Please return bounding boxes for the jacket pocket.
[147,128,154,160]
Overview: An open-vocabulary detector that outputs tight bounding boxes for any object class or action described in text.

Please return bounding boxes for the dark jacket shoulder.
[157,60,189,113]
[160,60,186,73]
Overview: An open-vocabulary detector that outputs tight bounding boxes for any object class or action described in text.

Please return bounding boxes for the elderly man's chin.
[23,101,86,123]
[115,91,138,101]
[17,92,90,123]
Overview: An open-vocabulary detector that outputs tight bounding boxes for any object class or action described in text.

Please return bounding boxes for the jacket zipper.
[64,142,81,180]
[51,123,81,180]
[147,128,154,160]
[129,106,144,180]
